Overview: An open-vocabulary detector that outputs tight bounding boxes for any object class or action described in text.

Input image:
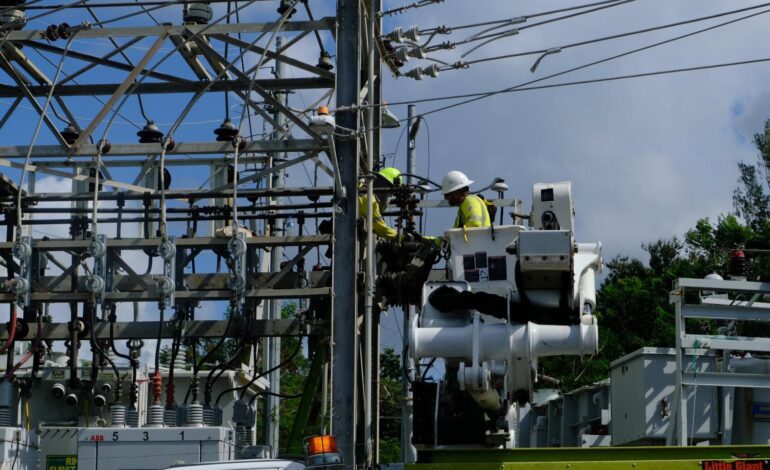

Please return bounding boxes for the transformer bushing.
[187,402,204,427]
[110,404,127,427]
[234,423,245,459]
[244,427,255,446]
[126,407,139,427]
[174,346,188,371]
[203,405,215,426]
[146,403,164,427]
[164,407,177,427]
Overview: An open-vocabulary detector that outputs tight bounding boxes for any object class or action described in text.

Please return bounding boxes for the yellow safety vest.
[454,194,491,228]
[358,195,398,240]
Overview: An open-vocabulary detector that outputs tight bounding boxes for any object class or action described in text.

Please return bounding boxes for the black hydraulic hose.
[154,307,164,374]
[88,306,120,390]
[193,312,235,375]
[166,332,181,409]
[109,318,133,364]
[204,336,246,405]
[183,311,236,404]
[183,341,198,404]
[244,339,303,407]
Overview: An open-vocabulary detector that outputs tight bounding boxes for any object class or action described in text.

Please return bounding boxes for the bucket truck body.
[409,182,602,448]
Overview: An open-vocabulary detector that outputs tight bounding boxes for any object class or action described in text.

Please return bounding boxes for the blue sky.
[2,0,770,355]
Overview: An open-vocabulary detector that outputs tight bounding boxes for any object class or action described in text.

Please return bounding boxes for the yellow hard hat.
[377,167,402,186]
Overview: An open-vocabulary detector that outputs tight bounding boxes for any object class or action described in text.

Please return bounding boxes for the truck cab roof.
[165,459,305,470]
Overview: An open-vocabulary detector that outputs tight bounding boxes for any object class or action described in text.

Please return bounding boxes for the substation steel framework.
[0,1,383,468]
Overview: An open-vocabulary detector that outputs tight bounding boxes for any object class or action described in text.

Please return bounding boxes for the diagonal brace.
[72,30,170,150]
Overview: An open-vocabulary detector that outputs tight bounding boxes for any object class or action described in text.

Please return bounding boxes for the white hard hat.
[441,171,473,195]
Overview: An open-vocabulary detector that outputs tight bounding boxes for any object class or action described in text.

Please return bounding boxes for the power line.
[359,5,770,129]
[423,0,636,53]
[18,0,270,10]
[419,0,630,34]
[470,57,770,96]
[461,1,770,68]
[417,7,770,120]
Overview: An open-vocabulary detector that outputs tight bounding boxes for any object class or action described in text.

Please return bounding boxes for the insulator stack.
[110,404,126,427]
[126,407,139,428]
[173,346,188,370]
[146,403,164,427]
[203,406,215,426]
[244,427,255,446]
[189,375,199,403]
[728,250,747,279]
[187,402,204,427]
[0,408,11,427]
[234,423,245,459]
[129,382,139,408]
[165,381,175,410]
[163,407,177,427]
[151,370,162,402]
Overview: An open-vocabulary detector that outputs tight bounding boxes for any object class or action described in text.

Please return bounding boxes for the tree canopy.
[543,118,770,390]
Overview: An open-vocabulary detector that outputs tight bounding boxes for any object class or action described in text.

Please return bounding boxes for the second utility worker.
[358,167,404,240]
[441,170,491,228]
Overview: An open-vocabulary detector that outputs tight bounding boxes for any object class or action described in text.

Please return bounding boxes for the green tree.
[379,348,402,463]
[733,118,770,234]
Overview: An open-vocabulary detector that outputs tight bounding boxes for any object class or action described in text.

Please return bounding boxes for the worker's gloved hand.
[422,236,445,249]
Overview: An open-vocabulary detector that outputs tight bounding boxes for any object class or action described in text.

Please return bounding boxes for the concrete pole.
[363,0,376,465]
[371,3,383,463]
[264,35,285,457]
[407,104,416,185]
[402,104,417,464]
[332,0,361,466]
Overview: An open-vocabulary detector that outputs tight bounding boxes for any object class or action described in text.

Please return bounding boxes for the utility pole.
[402,104,418,464]
[364,0,376,464]
[264,35,286,457]
[332,0,361,467]
[407,104,417,184]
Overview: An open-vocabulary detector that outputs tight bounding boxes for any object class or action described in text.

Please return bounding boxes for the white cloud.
[381,0,770,263]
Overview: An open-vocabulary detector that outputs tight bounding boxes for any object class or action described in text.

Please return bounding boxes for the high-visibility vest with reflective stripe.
[358,195,398,239]
[454,194,491,228]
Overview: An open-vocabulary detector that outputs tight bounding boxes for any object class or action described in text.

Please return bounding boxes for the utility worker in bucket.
[358,167,403,240]
[441,170,491,229]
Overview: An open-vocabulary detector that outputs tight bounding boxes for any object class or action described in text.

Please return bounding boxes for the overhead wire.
[419,0,631,34]
[15,35,74,239]
[19,0,271,10]
[461,2,770,67]
[427,0,636,55]
[81,0,261,234]
[23,0,88,25]
[84,5,153,122]
[357,5,770,131]
[213,336,302,406]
